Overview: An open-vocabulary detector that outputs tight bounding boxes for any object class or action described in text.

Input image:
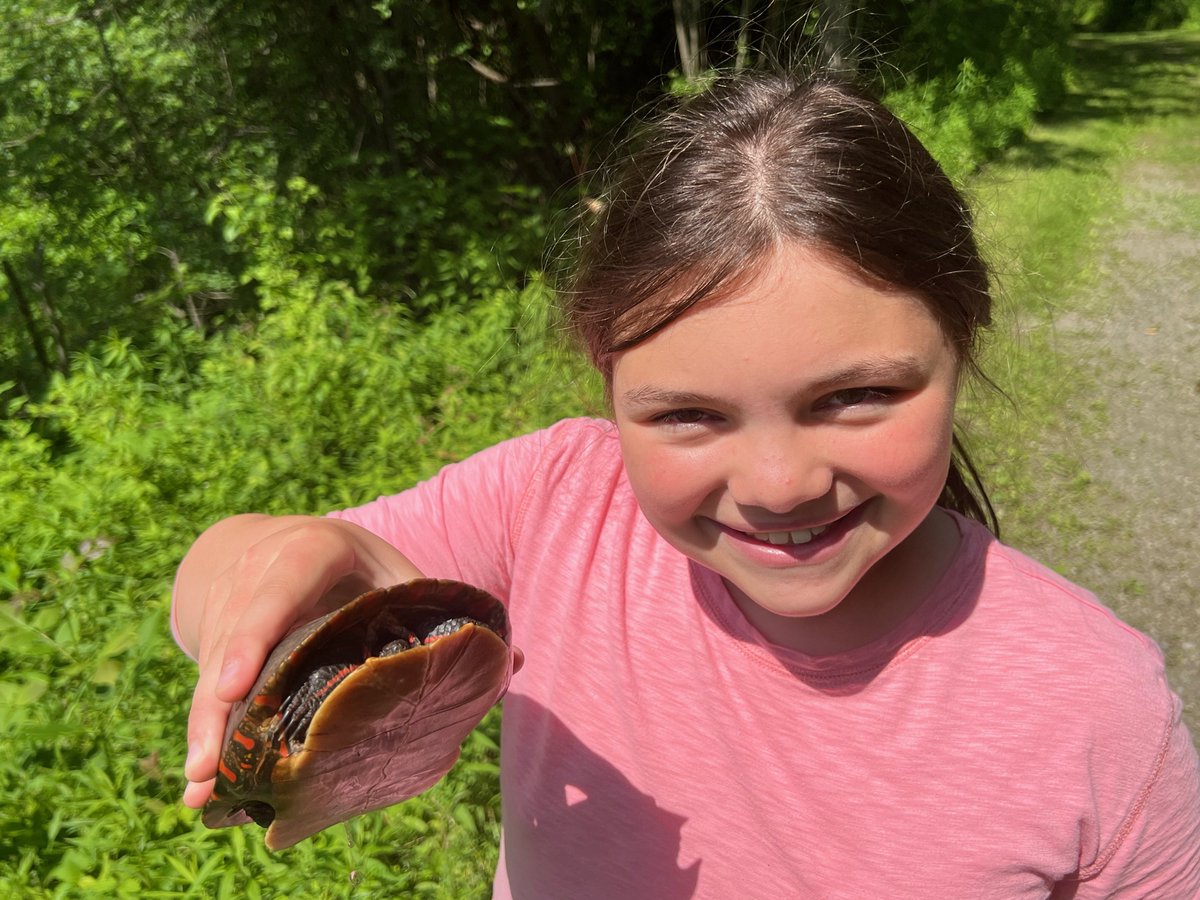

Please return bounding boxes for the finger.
[212,578,333,702]
[213,634,272,703]
[208,520,408,681]
[185,668,232,785]
[183,776,216,809]
[512,646,525,675]
[181,520,424,800]
[185,593,293,786]
[184,526,352,778]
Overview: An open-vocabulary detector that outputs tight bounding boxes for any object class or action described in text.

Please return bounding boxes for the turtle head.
[236,800,276,829]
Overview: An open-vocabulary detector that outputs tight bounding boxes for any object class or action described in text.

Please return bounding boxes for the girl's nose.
[727,430,834,514]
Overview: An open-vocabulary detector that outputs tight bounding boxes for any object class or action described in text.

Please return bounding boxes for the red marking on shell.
[233,730,255,751]
[218,760,238,782]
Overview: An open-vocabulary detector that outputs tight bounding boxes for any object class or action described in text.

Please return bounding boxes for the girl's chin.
[727,579,846,620]
[722,577,864,653]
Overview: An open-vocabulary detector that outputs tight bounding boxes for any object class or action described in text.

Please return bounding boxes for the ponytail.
[941,432,999,537]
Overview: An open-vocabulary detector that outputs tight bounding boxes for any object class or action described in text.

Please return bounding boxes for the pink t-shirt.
[331,417,1200,898]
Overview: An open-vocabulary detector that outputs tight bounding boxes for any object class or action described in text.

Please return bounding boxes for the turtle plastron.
[201,580,512,850]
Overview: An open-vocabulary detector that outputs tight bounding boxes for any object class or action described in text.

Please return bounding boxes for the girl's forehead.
[743,242,912,299]
[669,244,934,332]
[611,244,956,388]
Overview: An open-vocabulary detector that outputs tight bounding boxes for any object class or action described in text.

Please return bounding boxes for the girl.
[174,75,1200,897]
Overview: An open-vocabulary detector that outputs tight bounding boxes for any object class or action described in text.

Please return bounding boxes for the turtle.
[201,579,512,851]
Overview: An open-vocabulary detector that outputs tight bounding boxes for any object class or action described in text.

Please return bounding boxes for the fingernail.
[216,658,240,694]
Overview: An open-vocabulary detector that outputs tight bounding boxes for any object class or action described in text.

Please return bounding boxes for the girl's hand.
[175,515,424,808]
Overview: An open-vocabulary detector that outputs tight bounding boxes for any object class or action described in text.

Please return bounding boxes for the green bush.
[885,58,1040,182]
[0,265,595,895]
[1086,0,1198,29]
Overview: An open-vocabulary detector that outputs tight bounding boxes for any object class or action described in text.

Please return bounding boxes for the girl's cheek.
[623,438,717,522]
[869,402,956,494]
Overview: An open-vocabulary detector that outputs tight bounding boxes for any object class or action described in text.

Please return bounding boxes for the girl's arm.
[174,513,425,808]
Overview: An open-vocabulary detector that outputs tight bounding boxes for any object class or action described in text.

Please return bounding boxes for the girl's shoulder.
[533,415,619,455]
[497,416,624,490]
[965,517,1159,650]
[471,416,618,469]
[407,416,621,498]
[951,514,1172,709]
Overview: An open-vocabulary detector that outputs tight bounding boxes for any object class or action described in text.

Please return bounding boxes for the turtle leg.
[377,625,420,657]
[422,616,483,643]
[274,662,359,748]
[272,625,420,751]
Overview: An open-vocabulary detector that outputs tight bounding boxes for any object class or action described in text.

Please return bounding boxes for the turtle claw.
[272,662,359,749]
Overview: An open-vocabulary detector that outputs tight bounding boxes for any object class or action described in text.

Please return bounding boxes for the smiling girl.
[173,75,1200,897]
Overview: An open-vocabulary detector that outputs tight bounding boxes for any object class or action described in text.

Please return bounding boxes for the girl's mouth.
[719,503,867,556]
[748,525,828,546]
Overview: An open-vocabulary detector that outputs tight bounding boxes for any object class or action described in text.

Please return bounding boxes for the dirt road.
[1045,34,1200,745]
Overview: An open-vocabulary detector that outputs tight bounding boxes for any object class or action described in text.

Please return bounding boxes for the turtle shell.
[201,579,512,851]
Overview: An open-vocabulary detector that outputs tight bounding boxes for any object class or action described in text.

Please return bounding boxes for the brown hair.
[561,73,998,533]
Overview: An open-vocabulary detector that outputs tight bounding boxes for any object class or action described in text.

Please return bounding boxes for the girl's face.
[611,243,962,654]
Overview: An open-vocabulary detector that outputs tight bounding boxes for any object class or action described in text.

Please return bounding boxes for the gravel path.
[1049,47,1200,744]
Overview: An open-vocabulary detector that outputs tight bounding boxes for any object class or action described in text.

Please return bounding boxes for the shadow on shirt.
[498,696,701,898]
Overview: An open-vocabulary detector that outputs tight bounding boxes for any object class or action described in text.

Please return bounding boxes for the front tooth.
[751,526,829,545]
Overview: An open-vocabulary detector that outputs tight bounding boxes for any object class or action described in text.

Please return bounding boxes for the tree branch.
[2,259,56,378]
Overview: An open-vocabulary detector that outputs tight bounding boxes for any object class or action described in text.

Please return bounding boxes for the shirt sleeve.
[327,420,581,604]
[1066,696,1200,897]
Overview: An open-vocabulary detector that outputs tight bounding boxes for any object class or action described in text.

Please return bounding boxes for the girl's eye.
[823,387,895,409]
[654,408,712,426]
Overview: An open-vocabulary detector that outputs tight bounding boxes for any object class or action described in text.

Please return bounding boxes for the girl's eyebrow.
[619,386,719,409]
[809,355,928,391]
[620,355,928,409]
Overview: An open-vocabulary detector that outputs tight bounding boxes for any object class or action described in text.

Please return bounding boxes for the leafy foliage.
[2,1,1183,894]
[872,0,1076,180]
[0,276,593,895]
[1081,0,1200,29]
